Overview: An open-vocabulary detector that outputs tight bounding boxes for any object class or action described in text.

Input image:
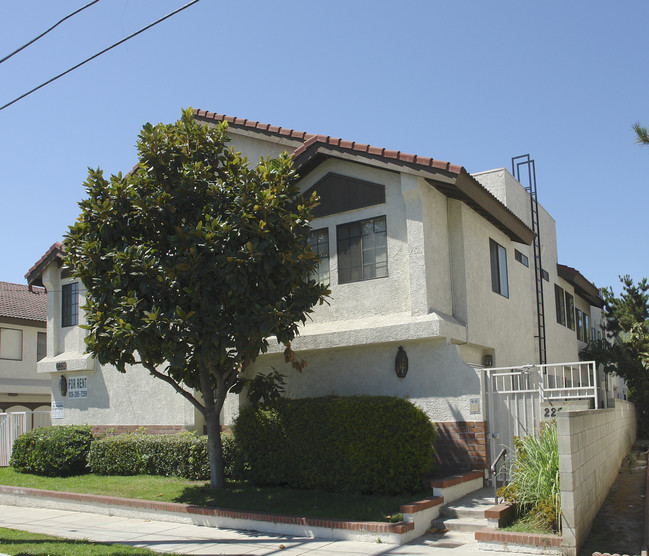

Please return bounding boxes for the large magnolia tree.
[65,108,328,487]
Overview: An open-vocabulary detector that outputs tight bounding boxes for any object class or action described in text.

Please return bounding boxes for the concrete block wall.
[558,401,636,556]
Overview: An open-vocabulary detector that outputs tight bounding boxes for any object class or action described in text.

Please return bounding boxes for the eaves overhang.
[557,264,604,308]
[293,142,535,245]
[26,242,65,288]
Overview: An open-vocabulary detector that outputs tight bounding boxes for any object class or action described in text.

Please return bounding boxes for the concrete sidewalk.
[0,503,524,555]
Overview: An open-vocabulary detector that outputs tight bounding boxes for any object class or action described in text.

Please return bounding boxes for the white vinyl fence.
[0,411,51,466]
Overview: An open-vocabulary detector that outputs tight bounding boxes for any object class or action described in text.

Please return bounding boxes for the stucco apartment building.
[26,109,619,471]
[0,281,49,413]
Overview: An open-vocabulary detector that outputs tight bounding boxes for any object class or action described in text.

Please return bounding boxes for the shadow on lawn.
[172,481,425,522]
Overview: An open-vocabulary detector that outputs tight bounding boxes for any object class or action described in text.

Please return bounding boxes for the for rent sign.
[67,375,88,399]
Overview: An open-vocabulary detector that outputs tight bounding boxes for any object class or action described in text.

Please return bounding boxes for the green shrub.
[499,421,561,532]
[88,432,244,480]
[233,396,436,495]
[10,425,92,477]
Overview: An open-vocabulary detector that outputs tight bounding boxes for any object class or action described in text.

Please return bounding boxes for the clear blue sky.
[1,0,647,294]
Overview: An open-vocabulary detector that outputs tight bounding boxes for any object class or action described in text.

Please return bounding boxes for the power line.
[0,0,201,112]
[0,0,102,65]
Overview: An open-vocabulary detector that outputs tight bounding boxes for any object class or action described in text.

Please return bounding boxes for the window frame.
[336,215,388,284]
[576,308,584,341]
[307,227,330,284]
[489,239,509,298]
[514,249,529,267]
[37,331,47,361]
[0,327,23,360]
[555,285,566,326]
[62,282,79,328]
[565,291,575,330]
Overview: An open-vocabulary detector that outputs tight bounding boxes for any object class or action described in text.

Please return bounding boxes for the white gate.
[486,361,598,479]
[0,411,51,467]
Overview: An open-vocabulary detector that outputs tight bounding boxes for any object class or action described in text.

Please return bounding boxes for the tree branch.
[142,362,206,416]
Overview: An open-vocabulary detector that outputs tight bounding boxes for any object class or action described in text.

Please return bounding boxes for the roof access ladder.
[512,155,546,365]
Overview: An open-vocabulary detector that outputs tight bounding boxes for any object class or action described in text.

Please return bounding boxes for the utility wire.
[0,0,201,112]
[0,0,102,65]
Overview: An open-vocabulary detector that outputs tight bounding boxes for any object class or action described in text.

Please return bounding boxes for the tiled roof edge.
[193,109,463,176]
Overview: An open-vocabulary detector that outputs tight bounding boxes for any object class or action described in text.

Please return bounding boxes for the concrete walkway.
[0,503,525,555]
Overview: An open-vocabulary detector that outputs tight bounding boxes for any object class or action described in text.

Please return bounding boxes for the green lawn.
[0,467,425,522]
[0,527,178,555]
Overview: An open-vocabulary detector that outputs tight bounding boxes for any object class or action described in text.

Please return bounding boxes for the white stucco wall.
[237,337,484,426]
[0,320,50,409]
[37,262,201,430]
[457,202,537,367]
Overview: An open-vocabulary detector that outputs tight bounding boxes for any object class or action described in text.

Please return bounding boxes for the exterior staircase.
[428,486,495,545]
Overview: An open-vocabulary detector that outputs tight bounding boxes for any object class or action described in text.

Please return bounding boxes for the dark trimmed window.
[541,269,549,282]
[555,285,566,325]
[490,239,509,298]
[307,228,330,284]
[62,282,79,327]
[576,308,584,341]
[565,292,575,330]
[584,314,591,342]
[337,216,388,284]
[514,249,529,267]
[37,331,47,361]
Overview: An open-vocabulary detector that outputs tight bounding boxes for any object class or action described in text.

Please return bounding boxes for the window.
[307,228,330,284]
[489,239,509,297]
[37,332,47,361]
[576,308,584,341]
[514,249,529,267]
[0,328,23,360]
[584,314,591,343]
[565,292,575,330]
[337,216,388,284]
[541,269,549,282]
[555,285,566,325]
[62,282,79,327]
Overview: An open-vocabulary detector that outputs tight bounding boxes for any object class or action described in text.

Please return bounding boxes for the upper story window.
[565,291,575,330]
[0,327,22,360]
[489,239,509,298]
[62,282,79,327]
[37,331,47,361]
[514,249,529,267]
[584,313,591,343]
[337,216,388,284]
[555,285,566,325]
[307,228,330,284]
[576,308,585,341]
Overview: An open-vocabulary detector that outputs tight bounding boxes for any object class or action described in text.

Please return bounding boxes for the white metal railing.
[0,410,51,467]
[486,361,598,408]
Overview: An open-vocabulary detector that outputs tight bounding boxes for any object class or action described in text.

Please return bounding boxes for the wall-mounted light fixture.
[59,375,67,397]
[395,346,408,378]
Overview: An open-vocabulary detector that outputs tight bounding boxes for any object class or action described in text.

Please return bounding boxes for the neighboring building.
[25,109,615,470]
[0,281,50,413]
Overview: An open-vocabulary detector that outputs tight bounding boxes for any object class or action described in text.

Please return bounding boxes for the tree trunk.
[204,407,225,488]
[199,364,226,489]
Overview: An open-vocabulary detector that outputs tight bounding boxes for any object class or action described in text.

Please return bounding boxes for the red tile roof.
[25,242,64,287]
[0,281,46,323]
[193,109,463,175]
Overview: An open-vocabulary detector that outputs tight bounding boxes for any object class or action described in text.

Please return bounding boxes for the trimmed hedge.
[233,396,436,495]
[88,432,245,480]
[10,425,92,477]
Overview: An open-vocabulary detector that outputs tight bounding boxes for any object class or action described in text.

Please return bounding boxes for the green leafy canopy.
[64,108,329,486]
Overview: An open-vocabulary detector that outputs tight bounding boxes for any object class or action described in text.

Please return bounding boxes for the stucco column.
[40,264,60,361]
[400,174,428,317]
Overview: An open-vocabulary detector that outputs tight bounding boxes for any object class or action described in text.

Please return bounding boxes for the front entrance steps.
[430,486,495,539]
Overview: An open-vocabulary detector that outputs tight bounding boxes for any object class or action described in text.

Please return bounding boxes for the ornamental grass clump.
[499,421,561,533]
